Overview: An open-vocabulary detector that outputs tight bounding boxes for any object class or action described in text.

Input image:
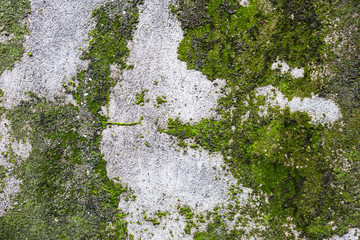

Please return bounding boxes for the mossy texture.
[156,96,167,104]
[0,0,142,239]
[0,165,6,193]
[169,0,360,238]
[174,0,357,98]
[1,98,129,239]
[135,89,149,105]
[0,0,30,74]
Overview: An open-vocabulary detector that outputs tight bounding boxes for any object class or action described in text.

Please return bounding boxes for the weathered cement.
[0,117,31,216]
[271,60,305,79]
[0,0,108,217]
[0,0,108,108]
[101,0,248,239]
[0,0,352,239]
[329,228,360,240]
[256,85,342,124]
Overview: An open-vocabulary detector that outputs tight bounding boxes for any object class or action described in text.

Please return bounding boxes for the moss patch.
[174,0,342,98]
[0,165,6,193]
[0,0,142,239]
[168,0,360,238]
[156,96,167,104]
[135,89,149,105]
[0,0,30,74]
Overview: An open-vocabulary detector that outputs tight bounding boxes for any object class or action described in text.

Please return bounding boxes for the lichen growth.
[0,0,142,238]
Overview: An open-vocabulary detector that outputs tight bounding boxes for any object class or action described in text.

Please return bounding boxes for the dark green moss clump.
[0,0,30,74]
[64,1,141,115]
[165,101,360,239]
[0,1,142,239]
[1,97,129,239]
[169,0,360,238]
[173,0,355,98]
[0,165,6,193]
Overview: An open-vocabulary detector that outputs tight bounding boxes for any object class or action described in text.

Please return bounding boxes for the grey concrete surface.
[256,85,342,124]
[0,117,31,216]
[0,0,108,108]
[0,0,352,239]
[100,0,249,239]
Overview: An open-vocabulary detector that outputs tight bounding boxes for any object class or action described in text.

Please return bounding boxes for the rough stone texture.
[0,176,21,217]
[271,60,305,79]
[0,0,107,218]
[239,0,250,7]
[256,84,342,124]
[0,0,354,239]
[329,228,360,240]
[0,0,108,108]
[0,117,31,216]
[101,0,249,239]
[0,33,15,44]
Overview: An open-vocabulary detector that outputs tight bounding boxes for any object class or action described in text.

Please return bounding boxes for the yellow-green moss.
[135,89,149,105]
[0,0,30,74]
[0,1,142,239]
[168,0,360,238]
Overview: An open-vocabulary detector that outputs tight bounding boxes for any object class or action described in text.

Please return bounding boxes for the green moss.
[64,1,141,115]
[194,220,233,240]
[0,165,6,193]
[0,0,30,74]
[178,206,194,219]
[169,0,360,238]
[155,211,169,218]
[156,96,167,104]
[143,211,167,225]
[0,1,142,239]
[0,97,130,239]
[135,89,149,105]
[163,117,226,151]
[167,103,360,238]
[104,121,141,126]
[177,205,198,234]
[0,165,5,179]
[177,140,188,148]
[174,0,334,98]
